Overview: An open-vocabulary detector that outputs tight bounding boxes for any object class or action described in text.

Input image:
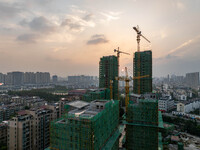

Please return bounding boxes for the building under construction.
[126,98,163,150]
[82,88,110,102]
[49,100,120,150]
[99,55,118,100]
[133,50,152,94]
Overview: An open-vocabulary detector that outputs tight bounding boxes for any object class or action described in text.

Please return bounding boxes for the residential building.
[43,104,60,121]
[52,75,58,84]
[185,72,199,88]
[24,72,36,84]
[8,107,57,150]
[8,114,33,150]
[0,73,6,84]
[11,96,47,108]
[36,72,50,84]
[68,75,98,88]
[177,100,200,113]
[0,104,24,121]
[158,96,174,112]
[133,50,152,94]
[99,55,118,99]
[0,110,3,122]
[0,122,8,146]
[26,108,52,150]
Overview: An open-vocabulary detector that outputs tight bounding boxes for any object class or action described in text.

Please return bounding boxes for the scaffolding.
[126,99,163,150]
[82,89,110,102]
[133,51,152,94]
[49,100,119,150]
[99,56,118,100]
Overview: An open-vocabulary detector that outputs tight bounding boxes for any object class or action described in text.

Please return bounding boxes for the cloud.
[87,34,109,45]
[155,35,200,62]
[83,13,94,21]
[70,5,86,14]
[16,34,38,43]
[0,2,22,19]
[168,35,200,56]
[101,11,121,21]
[61,14,95,32]
[176,1,186,10]
[29,16,56,33]
[61,18,83,32]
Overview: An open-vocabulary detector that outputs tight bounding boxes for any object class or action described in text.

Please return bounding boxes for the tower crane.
[133,25,150,52]
[116,67,149,112]
[114,47,130,100]
[133,26,151,94]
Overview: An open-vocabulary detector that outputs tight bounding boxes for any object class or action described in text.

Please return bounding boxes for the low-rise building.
[177,100,200,113]
[159,96,174,112]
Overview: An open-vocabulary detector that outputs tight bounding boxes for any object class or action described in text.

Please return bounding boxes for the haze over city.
[0,0,200,77]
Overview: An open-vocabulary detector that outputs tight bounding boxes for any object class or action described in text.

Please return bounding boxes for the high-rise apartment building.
[185,72,199,88]
[52,75,58,84]
[133,50,152,94]
[0,122,7,146]
[24,72,36,84]
[26,109,52,150]
[8,107,56,150]
[99,55,118,99]
[0,73,6,84]
[8,114,33,150]
[4,72,24,85]
[36,72,50,84]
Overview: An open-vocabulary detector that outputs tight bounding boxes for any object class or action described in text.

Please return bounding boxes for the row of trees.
[163,115,200,137]
[8,86,68,102]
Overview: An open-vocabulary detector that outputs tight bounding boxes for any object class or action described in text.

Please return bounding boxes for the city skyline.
[0,0,200,77]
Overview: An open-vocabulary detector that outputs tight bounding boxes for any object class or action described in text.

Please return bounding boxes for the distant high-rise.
[24,72,36,84]
[5,72,24,85]
[36,72,50,84]
[0,73,5,84]
[52,75,58,83]
[133,50,152,94]
[99,55,118,99]
[185,72,199,88]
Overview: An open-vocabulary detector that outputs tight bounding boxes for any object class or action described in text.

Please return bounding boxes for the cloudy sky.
[0,0,200,77]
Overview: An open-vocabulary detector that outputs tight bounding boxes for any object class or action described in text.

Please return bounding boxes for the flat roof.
[67,100,89,109]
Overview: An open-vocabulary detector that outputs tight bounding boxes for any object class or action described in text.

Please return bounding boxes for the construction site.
[49,100,120,150]
[47,26,165,150]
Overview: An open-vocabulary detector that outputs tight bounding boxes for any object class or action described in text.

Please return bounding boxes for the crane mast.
[116,67,149,112]
[114,47,130,100]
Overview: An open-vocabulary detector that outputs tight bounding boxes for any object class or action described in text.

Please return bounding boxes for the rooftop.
[67,100,89,109]
[67,100,109,119]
